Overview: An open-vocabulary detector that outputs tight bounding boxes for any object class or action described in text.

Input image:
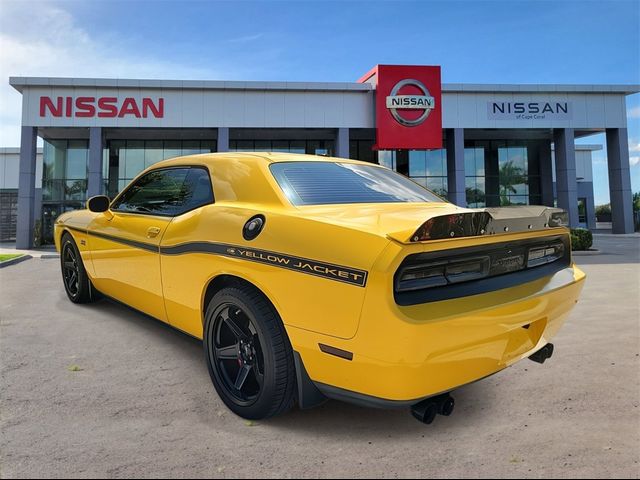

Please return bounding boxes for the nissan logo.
[386,79,435,127]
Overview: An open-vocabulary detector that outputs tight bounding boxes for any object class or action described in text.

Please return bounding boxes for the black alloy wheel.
[204,285,296,420]
[62,242,80,297]
[211,303,265,404]
[60,233,93,303]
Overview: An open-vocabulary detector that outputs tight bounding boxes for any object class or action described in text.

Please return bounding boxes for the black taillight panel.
[394,235,571,305]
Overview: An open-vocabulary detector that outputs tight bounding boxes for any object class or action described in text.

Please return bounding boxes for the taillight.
[527,242,565,267]
[396,256,490,292]
[395,237,569,295]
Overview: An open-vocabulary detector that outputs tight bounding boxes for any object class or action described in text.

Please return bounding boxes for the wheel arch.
[201,274,281,326]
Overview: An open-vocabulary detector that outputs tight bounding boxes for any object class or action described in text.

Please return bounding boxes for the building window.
[42,140,89,203]
[464,140,542,207]
[408,149,448,197]
[578,198,587,224]
[229,139,333,156]
[498,145,529,205]
[349,139,377,163]
[464,147,486,207]
[41,139,90,244]
[376,149,448,197]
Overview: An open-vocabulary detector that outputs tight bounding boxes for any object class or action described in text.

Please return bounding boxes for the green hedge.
[570,228,593,251]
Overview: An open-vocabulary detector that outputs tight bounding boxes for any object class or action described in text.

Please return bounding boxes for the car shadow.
[81,295,496,434]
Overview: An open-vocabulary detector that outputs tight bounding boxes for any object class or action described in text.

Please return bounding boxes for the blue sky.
[1,0,638,204]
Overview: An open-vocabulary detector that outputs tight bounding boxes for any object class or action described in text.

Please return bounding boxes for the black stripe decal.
[66,226,159,252]
[161,242,368,287]
[89,230,159,253]
[63,226,367,287]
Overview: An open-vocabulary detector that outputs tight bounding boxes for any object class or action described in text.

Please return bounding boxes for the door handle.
[147,226,161,238]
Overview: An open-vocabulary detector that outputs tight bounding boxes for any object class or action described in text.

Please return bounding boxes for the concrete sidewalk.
[0,243,59,258]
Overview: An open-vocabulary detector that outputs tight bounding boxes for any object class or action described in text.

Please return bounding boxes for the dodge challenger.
[54,152,585,423]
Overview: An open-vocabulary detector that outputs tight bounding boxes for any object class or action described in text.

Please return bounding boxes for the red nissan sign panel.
[359,65,442,150]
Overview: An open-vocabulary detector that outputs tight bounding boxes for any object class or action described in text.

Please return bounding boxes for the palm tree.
[499,161,526,206]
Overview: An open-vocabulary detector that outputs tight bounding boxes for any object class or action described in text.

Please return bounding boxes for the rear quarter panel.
[159,202,390,339]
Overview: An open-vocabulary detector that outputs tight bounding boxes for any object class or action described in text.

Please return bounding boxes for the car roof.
[150,151,373,169]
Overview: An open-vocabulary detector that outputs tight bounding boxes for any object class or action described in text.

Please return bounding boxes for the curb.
[0,254,33,268]
[572,249,602,256]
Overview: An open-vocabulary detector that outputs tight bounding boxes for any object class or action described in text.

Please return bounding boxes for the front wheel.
[60,233,94,304]
[203,285,296,420]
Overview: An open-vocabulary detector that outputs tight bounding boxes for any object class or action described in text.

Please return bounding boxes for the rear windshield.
[270,162,444,206]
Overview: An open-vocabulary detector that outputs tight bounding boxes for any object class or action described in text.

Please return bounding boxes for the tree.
[499,161,526,206]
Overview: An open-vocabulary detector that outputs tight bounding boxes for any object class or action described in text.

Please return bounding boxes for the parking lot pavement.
[1,235,638,479]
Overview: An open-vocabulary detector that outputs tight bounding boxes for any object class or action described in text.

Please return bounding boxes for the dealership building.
[6,65,639,247]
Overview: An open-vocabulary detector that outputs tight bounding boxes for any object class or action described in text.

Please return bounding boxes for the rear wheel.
[60,233,93,304]
[203,285,296,420]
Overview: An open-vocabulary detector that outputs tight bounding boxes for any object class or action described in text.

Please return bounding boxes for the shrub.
[570,228,593,251]
[595,204,611,216]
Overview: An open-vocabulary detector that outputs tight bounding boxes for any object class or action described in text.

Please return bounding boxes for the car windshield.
[270,161,444,206]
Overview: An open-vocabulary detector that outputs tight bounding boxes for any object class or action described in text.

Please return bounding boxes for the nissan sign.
[361,65,442,149]
[488,101,572,120]
[385,79,435,127]
[39,96,165,118]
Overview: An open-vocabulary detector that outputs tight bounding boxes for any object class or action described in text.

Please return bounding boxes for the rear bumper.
[288,265,586,405]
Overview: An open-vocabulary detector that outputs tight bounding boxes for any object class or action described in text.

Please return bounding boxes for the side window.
[111,167,213,216]
[177,167,214,214]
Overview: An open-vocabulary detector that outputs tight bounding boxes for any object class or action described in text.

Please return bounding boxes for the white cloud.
[626,141,640,167]
[628,105,640,119]
[225,33,264,44]
[0,2,239,146]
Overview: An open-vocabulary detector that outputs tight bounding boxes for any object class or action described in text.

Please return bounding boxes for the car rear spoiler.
[387,206,569,244]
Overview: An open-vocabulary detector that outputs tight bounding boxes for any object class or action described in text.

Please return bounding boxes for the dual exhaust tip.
[411,343,555,424]
[411,393,455,424]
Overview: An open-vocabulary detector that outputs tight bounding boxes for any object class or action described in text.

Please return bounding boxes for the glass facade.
[464,147,486,207]
[497,144,530,206]
[37,132,549,245]
[41,140,90,244]
[103,139,216,198]
[43,140,89,203]
[407,149,448,197]
[464,140,541,207]
[376,149,448,197]
[349,139,377,164]
[229,139,334,156]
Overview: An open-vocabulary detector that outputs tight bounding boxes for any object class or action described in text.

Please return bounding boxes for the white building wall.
[14,79,631,130]
[0,148,43,189]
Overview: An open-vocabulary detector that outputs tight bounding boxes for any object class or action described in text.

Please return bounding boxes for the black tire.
[203,285,296,420]
[60,232,94,304]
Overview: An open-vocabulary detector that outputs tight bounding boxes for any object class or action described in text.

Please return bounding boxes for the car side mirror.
[87,195,110,213]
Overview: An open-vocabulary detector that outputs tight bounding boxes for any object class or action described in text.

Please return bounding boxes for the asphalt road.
[1,235,639,478]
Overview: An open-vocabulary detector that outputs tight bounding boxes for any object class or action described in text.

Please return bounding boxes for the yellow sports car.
[55,152,585,423]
